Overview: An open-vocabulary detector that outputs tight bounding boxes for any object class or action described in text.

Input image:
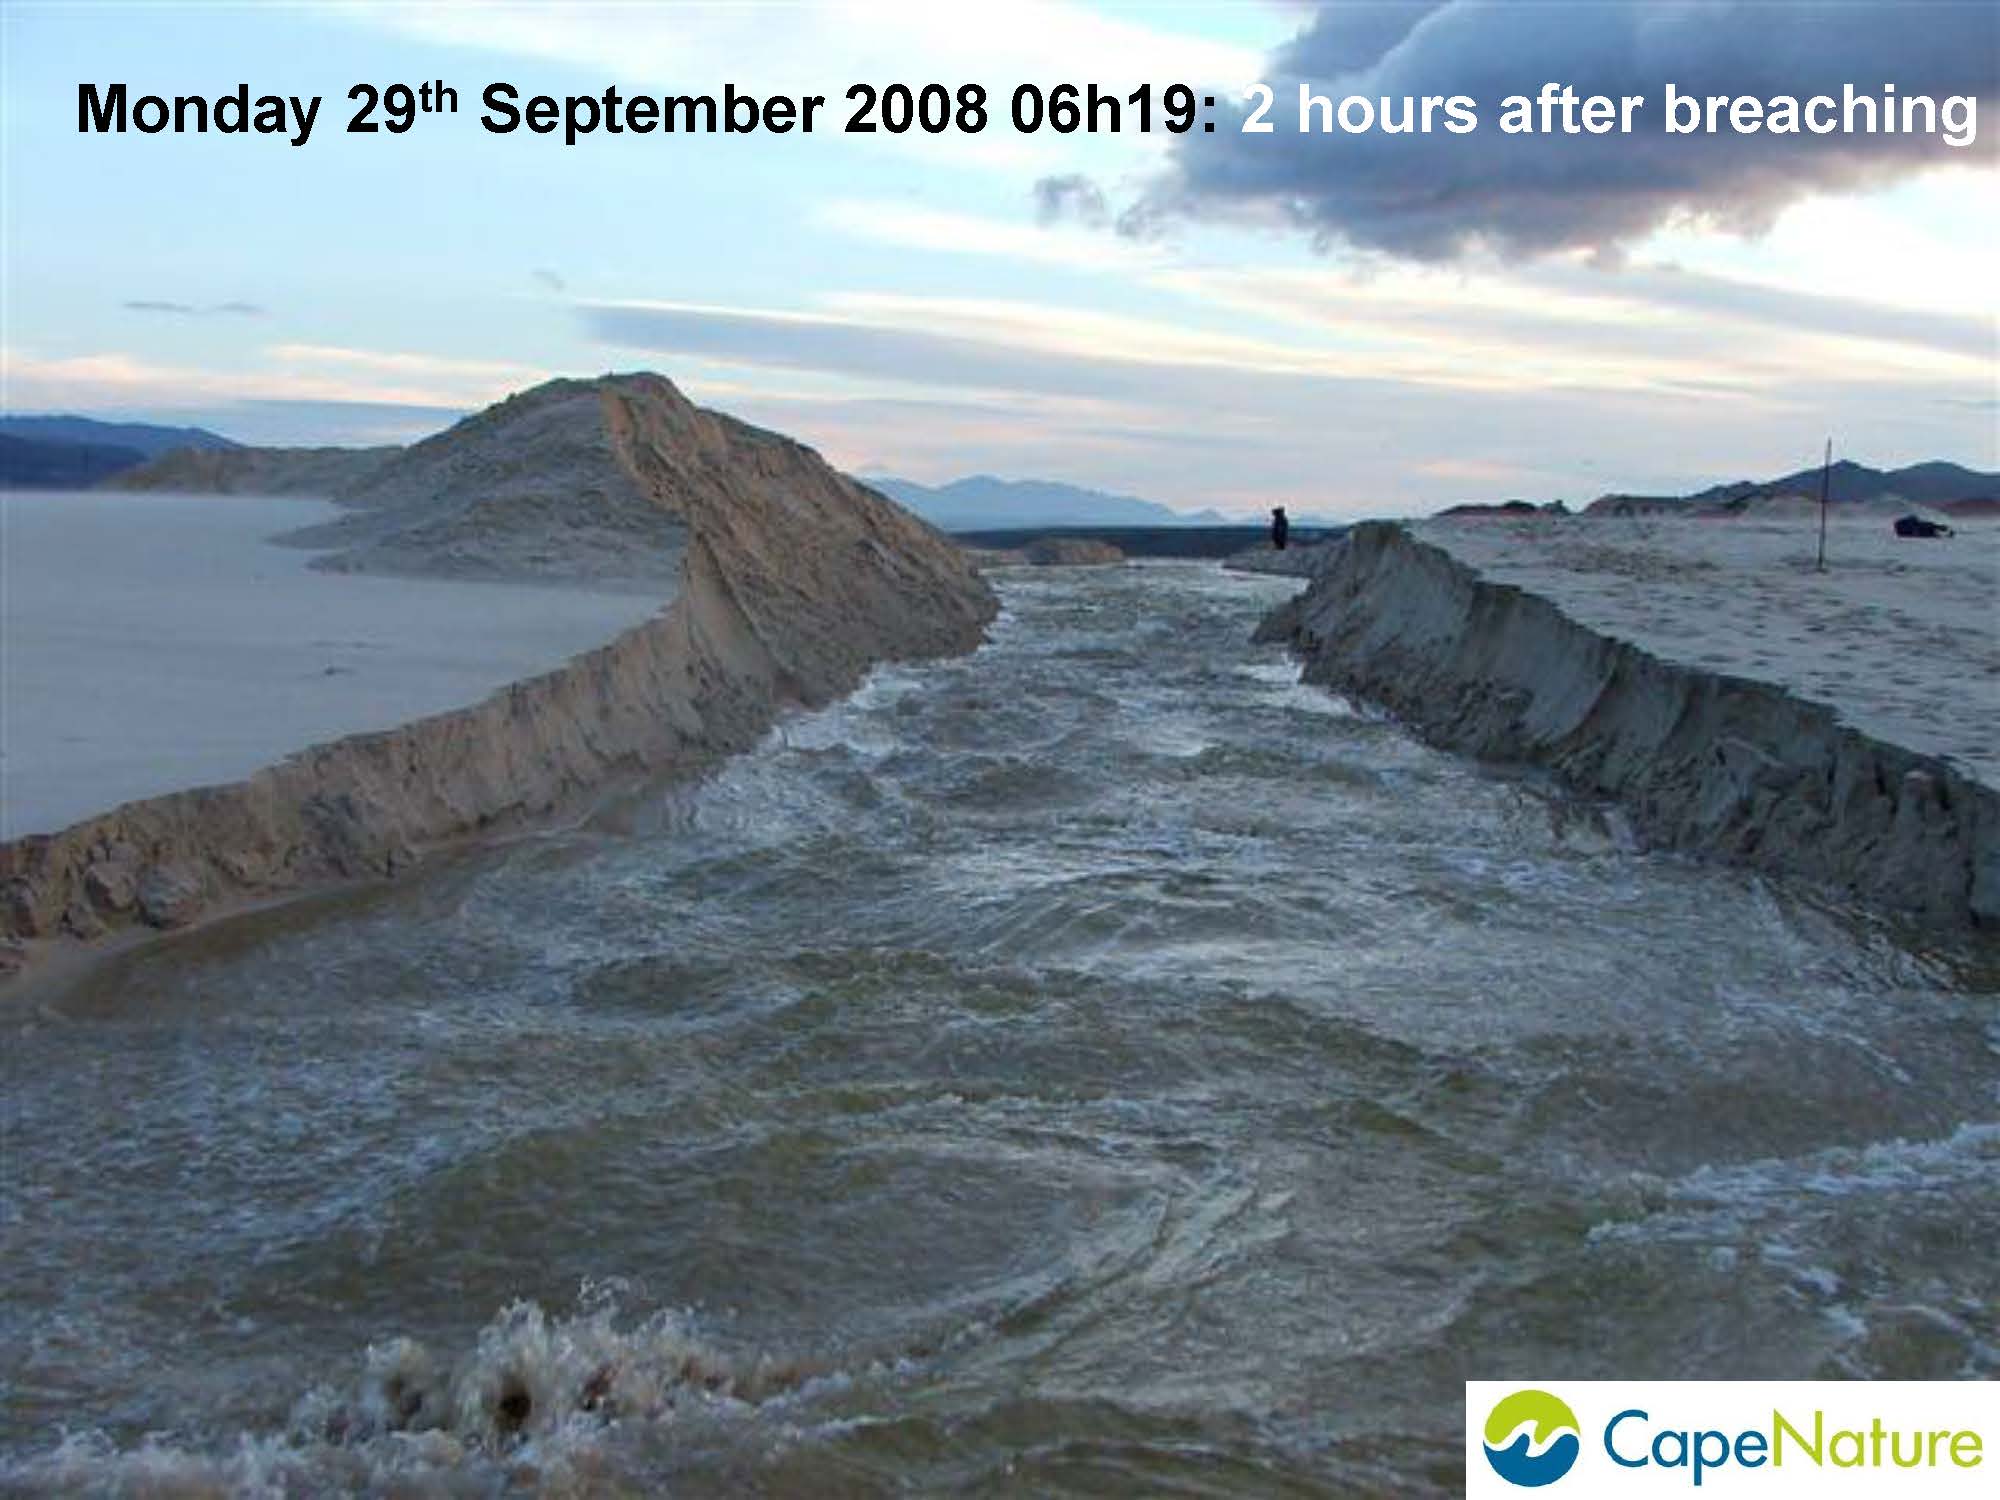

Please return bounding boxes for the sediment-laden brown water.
[4,564,1995,1496]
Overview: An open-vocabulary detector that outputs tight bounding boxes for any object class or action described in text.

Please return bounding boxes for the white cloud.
[1,345,545,413]
[1638,169,2000,320]
[814,290,1350,375]
[817,190,1992,396]
[579,291,1993,513]
[585,262,1996,424]
[267,344,546,385]
[1145,258,1994,389]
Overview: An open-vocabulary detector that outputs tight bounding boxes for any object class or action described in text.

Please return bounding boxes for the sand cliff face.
[1258,522,1998,928]
[3,374,996,976]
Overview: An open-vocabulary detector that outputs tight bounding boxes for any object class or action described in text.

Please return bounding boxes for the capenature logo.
[1483,1389,1582,1487]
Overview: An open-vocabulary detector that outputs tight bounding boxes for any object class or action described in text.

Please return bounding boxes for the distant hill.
[0,415,243,490]
[1587,459,1998,517]
[0,415,240,458]
[1433,499,1569,520]
[0,433,147,489]
[864,474,1229,531]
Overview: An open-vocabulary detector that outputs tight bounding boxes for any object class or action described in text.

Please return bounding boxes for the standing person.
[1270,505,1290,552]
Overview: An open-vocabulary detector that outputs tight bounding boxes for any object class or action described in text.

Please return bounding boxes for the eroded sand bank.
[0,375,997,978]
[2,493,670,839]
[1260,518,1998,926]
[1417,514,1998,788]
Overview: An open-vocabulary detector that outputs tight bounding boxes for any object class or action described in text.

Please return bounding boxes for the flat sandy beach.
[1417,513,1999,788]
[1,493,669,838]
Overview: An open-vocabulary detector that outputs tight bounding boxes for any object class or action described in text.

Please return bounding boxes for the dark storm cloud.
[1124,0,1998,259]
[1283,0,1447,74]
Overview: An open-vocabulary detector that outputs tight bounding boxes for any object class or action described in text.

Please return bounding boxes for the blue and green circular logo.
[1482,1389,1581,1487]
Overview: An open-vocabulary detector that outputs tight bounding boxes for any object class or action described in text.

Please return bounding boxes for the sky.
[2,0,1995,518]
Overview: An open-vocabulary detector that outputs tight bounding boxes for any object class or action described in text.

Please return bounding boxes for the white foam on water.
[1581,1125,2000,1377]
[1146,720,1215,757]
[1592,1120,2000,1237]
[1235,657,1365,718]
[3,1290,854,1496]
[1236,661,1304,688]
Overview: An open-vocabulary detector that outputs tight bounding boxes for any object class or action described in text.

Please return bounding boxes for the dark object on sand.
[1433,498,1540,519]
[1271,506,1290,551]
[1893,514,1954,539]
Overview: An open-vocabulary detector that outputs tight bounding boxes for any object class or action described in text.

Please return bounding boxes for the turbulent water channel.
[4,564,1996,1496]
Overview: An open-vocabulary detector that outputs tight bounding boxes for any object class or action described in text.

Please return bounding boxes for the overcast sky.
[3,1,1994,517]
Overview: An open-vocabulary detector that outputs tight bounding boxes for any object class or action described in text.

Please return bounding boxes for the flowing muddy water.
[3,564,1996,1495]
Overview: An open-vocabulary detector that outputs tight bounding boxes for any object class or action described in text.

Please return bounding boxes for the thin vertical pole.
[1815,438,1831,572]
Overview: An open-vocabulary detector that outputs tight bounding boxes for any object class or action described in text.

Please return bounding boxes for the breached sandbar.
[1,373,997,982]
[1,493,670,839]
[1260,517,1998,926]
[1416,514,1998,790]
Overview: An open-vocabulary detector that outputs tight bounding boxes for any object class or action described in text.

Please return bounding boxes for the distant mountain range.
[1586,460,1998,517]
[0,415,240,457]
[0,433,149,489]
[0,415,240,489]
[7,433,1253,529]
[25,418,1985,532]
[863,474,1232,531]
